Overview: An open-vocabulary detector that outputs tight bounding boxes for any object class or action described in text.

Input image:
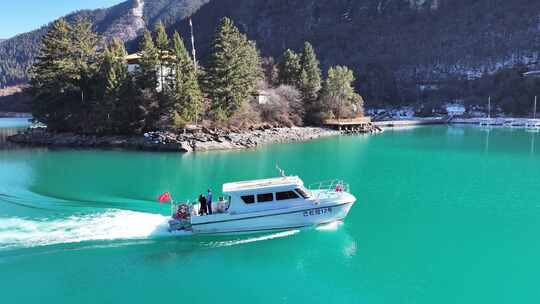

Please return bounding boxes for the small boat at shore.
[526,97,540,132]
[479,97,499,127]
[525,119,540,132]
[479,118,499,127]
[164,174,356,235]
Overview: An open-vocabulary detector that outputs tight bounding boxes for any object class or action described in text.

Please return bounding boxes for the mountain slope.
[0,0,208,88]
[2,0,539,107]
[169,0,540,104]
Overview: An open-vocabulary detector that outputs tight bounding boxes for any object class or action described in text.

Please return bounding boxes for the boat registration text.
[303,207,332,217]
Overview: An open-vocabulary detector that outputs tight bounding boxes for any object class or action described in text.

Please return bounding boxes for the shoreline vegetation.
[8,15,370,152]
[16,16,365,147]
[9,15,534,152]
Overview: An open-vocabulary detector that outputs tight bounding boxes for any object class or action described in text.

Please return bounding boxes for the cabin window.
[295,188,310,199]
[257,193,274,203]
[276,191,300,201]
[241,195,255,204]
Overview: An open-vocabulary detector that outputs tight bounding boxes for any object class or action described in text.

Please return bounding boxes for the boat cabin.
[221,176,312,215]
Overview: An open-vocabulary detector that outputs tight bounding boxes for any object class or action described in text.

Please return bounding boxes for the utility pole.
[488,96,491,119]
[534,96,537,119]
[189,17,198,73]
[189,17,199,126]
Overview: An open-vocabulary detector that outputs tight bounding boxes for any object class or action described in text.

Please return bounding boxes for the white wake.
[316,221,342,231]
[0,210,174,250]
[209,230,300,248]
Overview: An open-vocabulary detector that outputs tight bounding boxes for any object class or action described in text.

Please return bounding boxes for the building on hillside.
[125,52,175,92]
[125,53,141,73]
[445,103,466,116]
[255,90,271,104]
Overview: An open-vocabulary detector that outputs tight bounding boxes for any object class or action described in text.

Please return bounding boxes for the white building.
[445,103,466,116]
[126,53,175,92]
[255,90,271,104]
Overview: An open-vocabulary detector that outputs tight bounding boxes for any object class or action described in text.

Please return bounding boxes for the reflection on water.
[0,118,31,149]
[0,127,20,149]
[3,121,540,304]
[531,132,536,155]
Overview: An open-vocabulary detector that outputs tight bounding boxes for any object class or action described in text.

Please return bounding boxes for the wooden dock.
[323,117,381,133]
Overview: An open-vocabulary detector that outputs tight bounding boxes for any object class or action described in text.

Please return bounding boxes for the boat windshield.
[295,187,311,199]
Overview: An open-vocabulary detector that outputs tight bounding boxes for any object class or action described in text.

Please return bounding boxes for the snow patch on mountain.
[103,0,146,43]
[133,0,144,18]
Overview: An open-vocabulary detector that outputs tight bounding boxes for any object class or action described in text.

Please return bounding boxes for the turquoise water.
[1,119,540,303]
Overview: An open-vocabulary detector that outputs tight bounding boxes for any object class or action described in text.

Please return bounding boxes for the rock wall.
[8,126,342,152]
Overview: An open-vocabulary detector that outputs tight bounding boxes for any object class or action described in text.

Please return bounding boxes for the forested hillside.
[0,0,208,88]
[2,0,540,109]
[169,0,540,106]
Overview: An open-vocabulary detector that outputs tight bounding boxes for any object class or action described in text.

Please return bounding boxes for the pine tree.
[97,38,128,133]
[205,17,262,119]
[298,42,322,124]
[320,66,363,120]
[154,21,170,93]
[136,30,159,91]
[170,31,203,126]
[278,49,301,86]
[29,17,100,132]
[67,18,100,133]
[29,18,73,130]
[102,39,128,96]
[69,17,100,105]
[152,21,174,129]
[135,29,160,130]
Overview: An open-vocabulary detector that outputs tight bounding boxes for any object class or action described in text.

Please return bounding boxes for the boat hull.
[190,200,355,235]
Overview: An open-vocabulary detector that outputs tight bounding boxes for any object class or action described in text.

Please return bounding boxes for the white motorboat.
[167,175,356,235]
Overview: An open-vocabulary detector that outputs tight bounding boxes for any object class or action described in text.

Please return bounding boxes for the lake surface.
[1,118,539,303]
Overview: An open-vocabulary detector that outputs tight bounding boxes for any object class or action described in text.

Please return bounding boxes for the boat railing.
[171,199,230,218]
[308,179,350,200]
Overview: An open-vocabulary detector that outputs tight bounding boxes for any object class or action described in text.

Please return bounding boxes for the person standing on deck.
[207,189,213,215]
[198,194,207,215]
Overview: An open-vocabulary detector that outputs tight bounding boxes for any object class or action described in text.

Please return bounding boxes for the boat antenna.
[276,164,286,177]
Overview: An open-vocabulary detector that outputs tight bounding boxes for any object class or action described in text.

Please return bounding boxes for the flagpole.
[189,17,199,126]
[189,17,198,73]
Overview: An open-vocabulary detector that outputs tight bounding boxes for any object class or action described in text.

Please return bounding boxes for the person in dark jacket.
[207,189,213,215]
[198,194,207,215]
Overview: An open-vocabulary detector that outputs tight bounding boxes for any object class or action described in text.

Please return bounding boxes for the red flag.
[157,192,171,203]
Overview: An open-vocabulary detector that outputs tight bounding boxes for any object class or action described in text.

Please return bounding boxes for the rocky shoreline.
[7,125,343,152]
